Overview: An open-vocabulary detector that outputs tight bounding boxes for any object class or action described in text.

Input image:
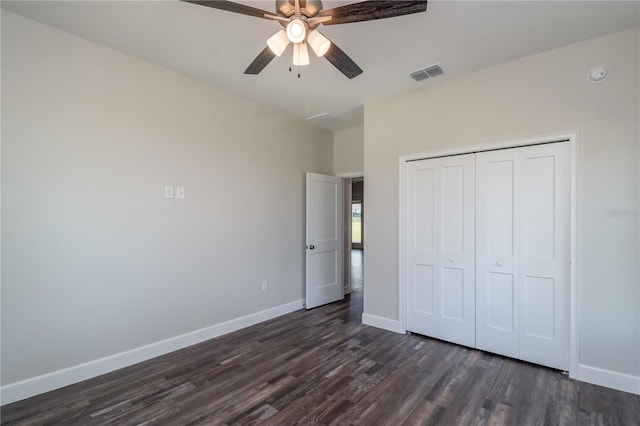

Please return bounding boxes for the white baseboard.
[577,364,640,395]
[1,299,304,406]
[362,313,404,334]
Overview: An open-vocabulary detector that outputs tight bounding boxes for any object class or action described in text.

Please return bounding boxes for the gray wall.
[364,28,639,379]
[333,125,364,176]
[1,12,332,385]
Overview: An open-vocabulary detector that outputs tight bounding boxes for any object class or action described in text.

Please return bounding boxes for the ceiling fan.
[182,0,428,79]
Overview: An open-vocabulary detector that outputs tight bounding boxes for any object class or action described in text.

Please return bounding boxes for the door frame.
[398,132,578,378]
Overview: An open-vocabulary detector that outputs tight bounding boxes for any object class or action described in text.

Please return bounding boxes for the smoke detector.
[588,66,608,83]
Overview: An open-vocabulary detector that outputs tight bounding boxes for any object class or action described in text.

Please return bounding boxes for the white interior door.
[305,173,343,309]
[476,149,520,359]
[518,143,570,370]
[406,159,438,337]
[437,154,476,347]
[476,143,570,370]
[406,155,475,347]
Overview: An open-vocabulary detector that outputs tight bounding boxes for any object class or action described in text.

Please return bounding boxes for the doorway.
[351,179,363,250]
[350,178,364,290]
[343,177,364,294]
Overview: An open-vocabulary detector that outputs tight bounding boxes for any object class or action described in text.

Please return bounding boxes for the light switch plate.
[176,186,185,199]
[164,186,173,199]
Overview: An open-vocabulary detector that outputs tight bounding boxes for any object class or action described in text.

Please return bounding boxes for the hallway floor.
[351,248,363,289]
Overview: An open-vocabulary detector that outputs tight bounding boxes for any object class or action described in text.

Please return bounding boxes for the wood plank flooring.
[2,287,638,425]
[351,249,363,289]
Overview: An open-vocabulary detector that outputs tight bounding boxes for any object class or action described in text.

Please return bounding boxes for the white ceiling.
[3,1,639,130]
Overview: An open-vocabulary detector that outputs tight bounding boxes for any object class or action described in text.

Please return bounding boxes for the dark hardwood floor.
[2,287,638,425]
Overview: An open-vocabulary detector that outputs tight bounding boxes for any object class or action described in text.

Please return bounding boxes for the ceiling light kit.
[286,18,307,43]
[183,0,428,79]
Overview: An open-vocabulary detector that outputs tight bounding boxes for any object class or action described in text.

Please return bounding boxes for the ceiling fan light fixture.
[307,30,331,57]
[293,42,310,66]
[184,0,429,78]
[286,18,307,43]
[266,29,290,57]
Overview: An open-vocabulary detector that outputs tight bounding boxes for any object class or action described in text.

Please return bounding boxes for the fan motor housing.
[276,0,323,18]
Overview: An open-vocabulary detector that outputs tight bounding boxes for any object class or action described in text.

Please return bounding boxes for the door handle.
[496,261,504,267]
[308,245,315,250]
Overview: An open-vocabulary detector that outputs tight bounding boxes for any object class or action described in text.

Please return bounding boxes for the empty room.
[1,1,639,424]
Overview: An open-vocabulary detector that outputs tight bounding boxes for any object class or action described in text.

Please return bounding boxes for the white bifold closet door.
[476,143,570,370]
[406,154,476,348]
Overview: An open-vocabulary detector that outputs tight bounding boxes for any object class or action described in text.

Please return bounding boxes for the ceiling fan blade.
[319,1,427,25]
[306,16,333,26]
[181,0,278,20]
[244,47,277,75]
[323,42,363,79]
[264,14,290,23]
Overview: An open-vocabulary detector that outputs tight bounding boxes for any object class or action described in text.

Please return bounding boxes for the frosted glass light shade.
[267,30,289,57]
[286,19,307,43]
[293,42,310,66]
[307,30,331,57]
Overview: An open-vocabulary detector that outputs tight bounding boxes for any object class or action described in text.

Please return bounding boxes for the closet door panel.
[476,150,519,358]
[518,143,570,370]
[486,272,515,331]
[437,154,475,347]
[406,160,438,337]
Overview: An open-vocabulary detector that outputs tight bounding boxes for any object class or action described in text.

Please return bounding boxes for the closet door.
[406,155,475,347]
[476,149,520,359]
[406,159,438,337]
[476,143,570,370]
[437,154,475,346]
[518,143,570,370]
